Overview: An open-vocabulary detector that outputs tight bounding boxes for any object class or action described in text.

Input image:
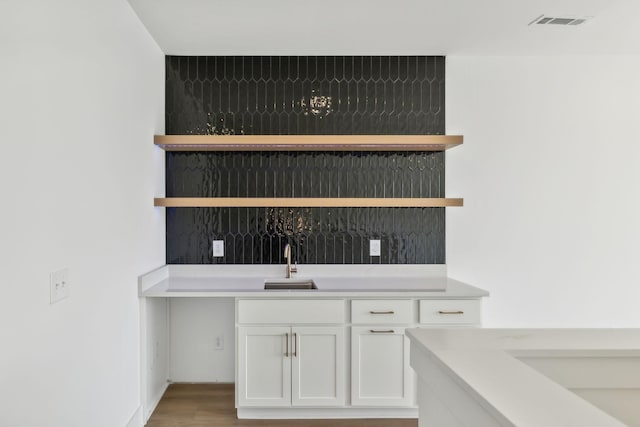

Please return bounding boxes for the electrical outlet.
[370,239,381,256]
[50,268,70,304]
[213,240,224,257]
[214,335,224,350]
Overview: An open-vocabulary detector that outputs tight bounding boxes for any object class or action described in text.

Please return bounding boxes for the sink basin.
[264,279,317,290]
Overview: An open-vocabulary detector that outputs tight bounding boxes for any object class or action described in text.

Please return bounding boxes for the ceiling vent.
[528,15,592,26]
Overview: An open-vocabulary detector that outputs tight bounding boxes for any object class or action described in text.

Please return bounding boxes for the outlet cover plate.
[213,240,225,257]
[370,239,381,257]
[215,335,224,350]
[50,268,70,304]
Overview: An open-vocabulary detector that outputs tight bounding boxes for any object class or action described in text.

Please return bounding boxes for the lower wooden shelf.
[153,197,463,208]
[154,134,463,151]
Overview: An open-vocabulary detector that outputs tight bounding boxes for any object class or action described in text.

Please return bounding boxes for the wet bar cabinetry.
[234,296,482,419]
[351,299,415,407]
[138,265,489,421]
[237,300,346,408]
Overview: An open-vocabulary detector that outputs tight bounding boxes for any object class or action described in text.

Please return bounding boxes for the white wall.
[0,1,164,426]
[169,298,235,383]
[446,56,640,327]
[141,297,169,421]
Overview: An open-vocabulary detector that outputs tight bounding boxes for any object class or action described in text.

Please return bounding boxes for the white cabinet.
[351,326,412,406]
[237,326,291,407]
[292,326,345,406]
[237,326,345,407]
[236,296,483,415]
[238,299,346,324]
[351,299,414,324]
[350,299,414,407]
[236,299,346,408]
[419,299,481,325]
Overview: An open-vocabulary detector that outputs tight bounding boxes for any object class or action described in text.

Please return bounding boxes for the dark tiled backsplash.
[166,151,444,198]
[166,56,445,135]
[165,56,446,264]
[167,207,445,265]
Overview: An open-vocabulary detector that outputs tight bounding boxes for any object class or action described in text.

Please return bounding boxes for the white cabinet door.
[237,326,291,407]
[351,326,412,407]
[291,326,345,407]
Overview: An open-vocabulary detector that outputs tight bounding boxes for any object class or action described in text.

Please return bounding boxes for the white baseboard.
[126,405,143,427]
[144,382,169,423]
[237,407,418,419]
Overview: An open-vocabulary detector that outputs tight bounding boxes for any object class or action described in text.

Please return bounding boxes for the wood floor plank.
[146,384,417,427]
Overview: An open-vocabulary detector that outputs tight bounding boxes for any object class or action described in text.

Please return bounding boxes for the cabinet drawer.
[238,299,345,324]
[351,300,414,324]
[419,299,480,325]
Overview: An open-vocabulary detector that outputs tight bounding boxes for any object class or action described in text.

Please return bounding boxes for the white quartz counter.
[138,264,489,298]
[406,328,640,427]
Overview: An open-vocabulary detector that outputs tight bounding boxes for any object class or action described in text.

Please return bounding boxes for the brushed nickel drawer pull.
[369,310,395,314]
[285,333,289,357]
[370,329,395,333]
[438,310,464,315]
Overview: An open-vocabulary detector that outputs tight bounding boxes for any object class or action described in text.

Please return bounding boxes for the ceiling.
[127,0,640,56]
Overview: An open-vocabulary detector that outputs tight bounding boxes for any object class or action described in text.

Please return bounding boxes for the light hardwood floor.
[146,384,418,427]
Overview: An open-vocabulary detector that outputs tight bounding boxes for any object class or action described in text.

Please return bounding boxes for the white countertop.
[138,264,489,298]
[406,328,640,427]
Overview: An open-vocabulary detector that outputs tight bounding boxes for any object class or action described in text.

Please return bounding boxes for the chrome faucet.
[284,243,298,278]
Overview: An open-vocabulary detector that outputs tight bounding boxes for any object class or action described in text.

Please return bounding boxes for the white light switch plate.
[50,268,70,304]
[213,240,225,257]
[370,239,381,256]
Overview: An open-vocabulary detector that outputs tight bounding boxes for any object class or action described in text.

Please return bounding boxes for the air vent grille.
[529,15,592,26]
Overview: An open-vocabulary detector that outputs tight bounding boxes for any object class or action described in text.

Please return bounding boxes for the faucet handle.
[290,263,298,275]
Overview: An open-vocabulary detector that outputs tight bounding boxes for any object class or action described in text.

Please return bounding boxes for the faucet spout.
[284,243,298,278]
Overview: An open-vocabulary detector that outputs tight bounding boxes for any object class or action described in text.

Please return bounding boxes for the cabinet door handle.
[285,333,289,357]
[438,310,464,315]
[369,310,395,315]
[293,332,297,357]
[370,329,395,334]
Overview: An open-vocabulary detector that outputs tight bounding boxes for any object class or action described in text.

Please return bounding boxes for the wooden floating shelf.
[154,135,463,151]
[154,197,463,208]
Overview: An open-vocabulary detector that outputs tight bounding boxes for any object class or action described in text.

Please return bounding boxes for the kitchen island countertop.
[406,328,640,427]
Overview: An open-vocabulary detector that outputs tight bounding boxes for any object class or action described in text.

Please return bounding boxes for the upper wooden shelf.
[154,135,463,151]
[154,197,463,208]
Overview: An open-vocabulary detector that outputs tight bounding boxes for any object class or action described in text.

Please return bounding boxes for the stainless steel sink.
[264,279,317,290]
